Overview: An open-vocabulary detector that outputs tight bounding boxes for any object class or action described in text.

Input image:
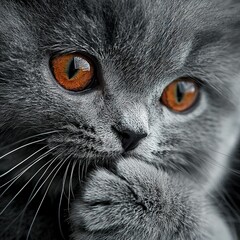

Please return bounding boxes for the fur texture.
[0,0,240,239]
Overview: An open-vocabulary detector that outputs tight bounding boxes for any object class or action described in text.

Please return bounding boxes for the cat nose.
[113,127,148,152]
[122,130,147,151]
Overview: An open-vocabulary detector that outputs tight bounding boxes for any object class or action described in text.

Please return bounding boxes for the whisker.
[26,156,71,240]
[13,153,65,234]
[70,160,77,199]
[184,146,240,176]
[207,156,240,177]
[2,152,65,239]
[0,138,46,162]
[78,160,82,184]
[0,145,47,178]
[2,157,56,235]
[27,152,64,202]
[171,163,192,178]
[0,146,59,200]
[84,160,89,180]
[207,147,237,159]
[0,173,19,189]
[0,146,60,216]
[67,160,77,214]
[218,188,240,220]
[81,161,85,181]
[58,160,72,240]
[0,130,60,151]
[0,151,51,190]
[24,154,71,214]
[67,161,73,214]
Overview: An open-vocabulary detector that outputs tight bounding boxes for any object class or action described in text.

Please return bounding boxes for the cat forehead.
[26,0,227,72]
[2,0,236,51]
[2,0,239,81]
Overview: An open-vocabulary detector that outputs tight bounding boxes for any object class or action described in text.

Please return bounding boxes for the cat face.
[1,0,240,191]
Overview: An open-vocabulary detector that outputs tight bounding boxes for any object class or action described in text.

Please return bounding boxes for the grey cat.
[0,0,240,239]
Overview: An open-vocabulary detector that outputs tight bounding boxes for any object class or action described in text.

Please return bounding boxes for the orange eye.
[51,53,95,91]
[161,78,199,113]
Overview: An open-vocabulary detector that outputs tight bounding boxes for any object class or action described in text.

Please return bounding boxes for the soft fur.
[0,0,240,239]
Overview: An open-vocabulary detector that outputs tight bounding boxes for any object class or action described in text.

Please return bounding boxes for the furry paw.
[70,159,213,240]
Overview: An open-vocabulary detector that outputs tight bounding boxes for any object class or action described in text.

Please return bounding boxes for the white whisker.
[26,155,71,240]
[69,160,77,199]
[206,155,240,176]
[67,160,77,213]
[78,160,81,184]
[1,130,60,151]
[0,174,18,189]
[66,162,72,214]
[0,146,61,216]
[27,152,64,202]
[1,159,56,234]
[24,154,71,212]
[58,160,72,240]
[0,146,59,200]
[0,138,46,162]
[2,153,65,237]
[0,145,47,178]
[184,146,240,176]
[13,153,65,233]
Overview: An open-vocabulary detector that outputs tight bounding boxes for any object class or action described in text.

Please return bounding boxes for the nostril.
[112,126,147,152]
[122,131,147,151]
[121,133,132,150]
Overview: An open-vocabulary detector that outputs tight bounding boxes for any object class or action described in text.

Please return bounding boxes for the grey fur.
[0,0,240,239]
[71,159,230,240]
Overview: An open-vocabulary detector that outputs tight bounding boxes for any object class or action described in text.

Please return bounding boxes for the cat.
[0,0,240,239]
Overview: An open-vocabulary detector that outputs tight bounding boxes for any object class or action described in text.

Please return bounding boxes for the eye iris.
[51,53,94,91]
[161,78,199,112]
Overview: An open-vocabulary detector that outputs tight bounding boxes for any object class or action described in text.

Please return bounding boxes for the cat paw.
[71,159,210,240]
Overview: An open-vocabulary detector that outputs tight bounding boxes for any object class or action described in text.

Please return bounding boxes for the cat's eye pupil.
[176,83,184,103]
[67,58,78,79]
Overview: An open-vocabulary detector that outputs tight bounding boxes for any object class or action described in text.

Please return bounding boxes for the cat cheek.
[47,125,124,159]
